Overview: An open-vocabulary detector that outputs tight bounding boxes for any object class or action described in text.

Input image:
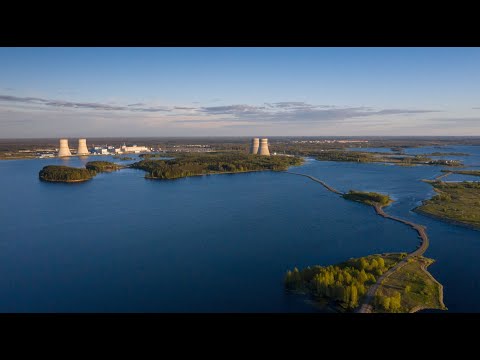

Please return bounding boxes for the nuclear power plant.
[77,139,89,155]
[258,138,270,156]
[250,137,270,156]
[58,139,72,157]
[250,138,259,154]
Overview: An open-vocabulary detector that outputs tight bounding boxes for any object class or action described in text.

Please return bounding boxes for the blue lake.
[0,146,479,312]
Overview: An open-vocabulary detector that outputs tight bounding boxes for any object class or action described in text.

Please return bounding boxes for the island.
[130,152,304,180]
[85,161,123,172]
[39,161,123,183]
[285,253,445,312]
[39,165,95,183]
[342,190,393,207]
[415,181,480,230]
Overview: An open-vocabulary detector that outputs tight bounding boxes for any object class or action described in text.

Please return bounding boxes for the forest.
[39,165,95,182]
[129,152,304,180]
[85,161,123,172]
[285,254,402,310]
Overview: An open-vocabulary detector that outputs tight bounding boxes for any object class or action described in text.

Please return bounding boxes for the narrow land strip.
[286,170,435,313]
[434,171,452,181]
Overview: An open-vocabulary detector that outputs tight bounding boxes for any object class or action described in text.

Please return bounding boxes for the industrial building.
[250,138,259,154]
[77,139,89,155]
[58,139,72,157]
[250,137,270,156]
[258,138,270,156]
[116,145,151,154]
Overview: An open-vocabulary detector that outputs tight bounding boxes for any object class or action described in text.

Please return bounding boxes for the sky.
[0,47,479,138]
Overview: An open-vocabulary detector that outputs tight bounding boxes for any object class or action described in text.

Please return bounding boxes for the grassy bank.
[416,181,480,229]
[374,256,446,312]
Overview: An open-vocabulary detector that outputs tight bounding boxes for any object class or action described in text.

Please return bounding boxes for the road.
[286,170,430,313]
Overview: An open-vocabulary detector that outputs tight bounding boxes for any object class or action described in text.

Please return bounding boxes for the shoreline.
[285,170,441,314]
[39,177,92,183]
[413,206,480,231]
[144,168,279,180]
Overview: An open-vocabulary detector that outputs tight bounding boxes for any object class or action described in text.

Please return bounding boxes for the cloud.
[190,102,439,125]
[201,105,264,114]
[0,95,171,113]
[174,106,197,110]
[0,94,447,136]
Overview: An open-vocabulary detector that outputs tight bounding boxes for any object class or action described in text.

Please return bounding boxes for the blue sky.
[1,47,479,137]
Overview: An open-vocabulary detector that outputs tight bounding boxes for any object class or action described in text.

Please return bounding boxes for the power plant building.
[249,137,270,156]
[258,138,270,156]
[58,139,72,157]
[77,138,89,155]
[250,138,259,154]
[116,145,151,154]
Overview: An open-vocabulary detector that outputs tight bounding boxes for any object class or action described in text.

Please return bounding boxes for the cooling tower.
[77,138,89,155]
[250,138,260,154]
[258,138,270,156]
[58,139,72,157]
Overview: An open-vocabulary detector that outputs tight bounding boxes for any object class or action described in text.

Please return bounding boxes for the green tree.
[390,292,402,312]
[349,284,358,308]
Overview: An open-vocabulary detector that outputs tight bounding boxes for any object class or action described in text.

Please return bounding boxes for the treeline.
[343,190,392,206]
[315,151,376,163]
[130,153,304,180]
[85,161,123,172]
[39,165,95,182]
[285,255,396,310]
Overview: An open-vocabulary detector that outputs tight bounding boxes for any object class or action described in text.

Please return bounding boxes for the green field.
[416,181,480,229]
[374,257,446,313]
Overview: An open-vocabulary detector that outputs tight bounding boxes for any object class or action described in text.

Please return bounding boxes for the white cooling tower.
[258,138,270,156]
[250,138,260,154]
[77,138,89,155]
[58,139,72,157]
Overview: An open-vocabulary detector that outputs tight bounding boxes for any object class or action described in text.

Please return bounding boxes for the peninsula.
[441,169,480,177]
[415,181,480,230]
[285,253,445,312]
[285,171,446,313]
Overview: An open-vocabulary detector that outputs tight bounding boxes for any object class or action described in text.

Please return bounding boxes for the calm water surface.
[0,146,479,312]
